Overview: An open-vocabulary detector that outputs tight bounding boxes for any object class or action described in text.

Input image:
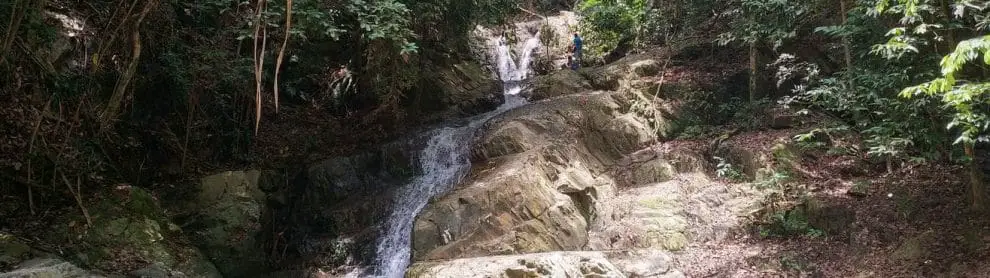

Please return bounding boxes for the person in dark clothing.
[571,32,583,70]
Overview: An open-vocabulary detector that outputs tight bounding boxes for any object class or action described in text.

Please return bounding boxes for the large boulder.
[48,186,220,277]
[579,54,661,91]
[0,258,102,278]
[284,142,420,270]
[405,252,625,278]
[411,151,595,260]
[176,171,270,277]
[525,70,592,101]
[412,92,658,261]
[0,234,35,270]
[304,143,417,207]
[425,62,503,119]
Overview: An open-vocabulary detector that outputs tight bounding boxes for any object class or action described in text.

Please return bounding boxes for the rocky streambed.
[1,20,774,278]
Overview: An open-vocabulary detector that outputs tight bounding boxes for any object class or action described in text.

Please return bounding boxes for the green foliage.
[348,0,418,54]
[642,0,734,44]
[755,168,791,190]
[714,156,746,181]
[726,98,773,129]
[901,35,990,145]
[717,0,811,49]
[870,0,990,146]
[759,208,825,238]
[781,49,949,161]
[578,0,646,59]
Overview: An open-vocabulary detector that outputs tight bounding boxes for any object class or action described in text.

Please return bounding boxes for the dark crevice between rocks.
[265,143,422,275]
[564,187,598,231]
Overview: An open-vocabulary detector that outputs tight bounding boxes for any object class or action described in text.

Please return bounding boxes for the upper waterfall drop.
[364,32,541,278]
[493,34,542,97]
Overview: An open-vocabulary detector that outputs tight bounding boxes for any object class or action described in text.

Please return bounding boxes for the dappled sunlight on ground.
[654,128,990,277]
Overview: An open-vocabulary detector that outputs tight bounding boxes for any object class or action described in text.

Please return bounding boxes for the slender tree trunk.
[61,174,92,227]
[102,1,156,125]
[0,0,28,65]
[181,91,197,171]
[840,0,853,71]
[273,0,293,113]
[964,143,985,211]
[939,0,956,52]
[749,41,758,102]
[94,0,141,74]
[252,0,268,134]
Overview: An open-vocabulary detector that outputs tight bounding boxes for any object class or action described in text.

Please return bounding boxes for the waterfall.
[364,34,540,278]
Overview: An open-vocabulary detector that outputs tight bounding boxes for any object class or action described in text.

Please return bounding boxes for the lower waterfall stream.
[366,34,541,278]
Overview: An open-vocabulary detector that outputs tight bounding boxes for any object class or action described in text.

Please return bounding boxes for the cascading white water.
[366,34,541,278]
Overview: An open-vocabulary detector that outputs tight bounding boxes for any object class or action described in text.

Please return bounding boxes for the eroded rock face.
[425,62,504,119]
[526,70,592,101]
[412,92,656,260]
[579,54,661,91]
[403,53,780,278]
[590,172,764,252]
[287,142,420,270]
[405,252,625,278]
[412,151,595,260]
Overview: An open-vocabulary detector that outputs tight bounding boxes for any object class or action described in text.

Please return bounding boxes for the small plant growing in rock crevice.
[714,156,745,182]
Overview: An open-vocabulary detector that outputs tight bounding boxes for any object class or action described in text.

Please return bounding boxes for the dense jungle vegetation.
[0,0,549,216]
[575,0,988,210]
[0,0,988,275]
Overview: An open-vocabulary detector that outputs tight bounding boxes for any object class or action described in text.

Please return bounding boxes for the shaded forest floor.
[600,33,990,277]
[666,128,990,277]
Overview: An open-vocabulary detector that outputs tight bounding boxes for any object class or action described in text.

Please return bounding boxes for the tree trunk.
[252,0,269,134]
[273,0,292,114]
[839,0,852,71]
[102,1,156,125]
[939,0,956,53]
[749,41,758,102]
[0,0,28,65]
[964,143,986,212]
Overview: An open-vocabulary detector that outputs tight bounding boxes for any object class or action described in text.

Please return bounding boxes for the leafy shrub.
[759,209,825,239]
[714,156,746,182]
[577,0,646,61]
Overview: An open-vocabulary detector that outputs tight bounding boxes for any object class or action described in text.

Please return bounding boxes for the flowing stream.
[367,34,541,278]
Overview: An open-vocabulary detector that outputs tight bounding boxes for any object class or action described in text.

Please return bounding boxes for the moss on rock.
[48,186,220,277]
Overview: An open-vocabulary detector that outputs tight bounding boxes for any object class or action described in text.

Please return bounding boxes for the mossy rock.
[847,179,870,197]
[49,187,221,277]
[631,159,676,185]
[770,143,799,165]
[630,60,661,77]
[645,231,688,251]
[181,171,270,277]
[0,233,34,269]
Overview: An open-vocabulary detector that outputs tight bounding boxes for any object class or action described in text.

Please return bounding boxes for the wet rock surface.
[406,252,625,278]
[413,91,654,260]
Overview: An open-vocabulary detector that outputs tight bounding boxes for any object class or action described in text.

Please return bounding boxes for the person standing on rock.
[571,32,583,70]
